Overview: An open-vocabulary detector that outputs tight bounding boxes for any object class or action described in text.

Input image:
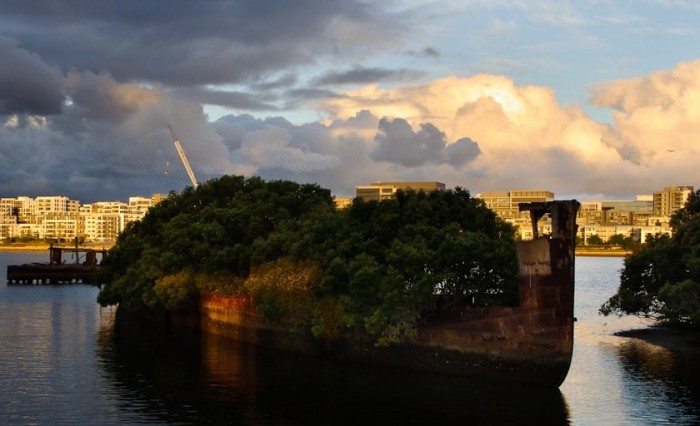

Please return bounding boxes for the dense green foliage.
[575,233,638,250]
[600,190,700,327]
[98,175,518,345]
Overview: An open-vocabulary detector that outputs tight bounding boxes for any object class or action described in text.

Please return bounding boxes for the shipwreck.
[192,200,580,387]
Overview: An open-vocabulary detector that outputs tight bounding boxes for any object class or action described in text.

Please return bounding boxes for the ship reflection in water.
[2,253,699,424]
[98,317,570,425]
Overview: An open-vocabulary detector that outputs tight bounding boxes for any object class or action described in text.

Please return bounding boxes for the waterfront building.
[575,193,675,244]
[355,181,445,201]
[16,196,37,223]
[639,225,673,243]
[41,217,79,241]
[333,197,353,209]
[0,193,162,243]
[35,196,80,217]
[83,213,125,242]
[129,196,156,215]
[578,223,670,244]
[1,185,694,245]
[602,197,653,213]
[476,190,555,220]
[151,193,168,204]
[477,190,680,244]
[81,201,130,215]
[5,223,41,239]
[577,202,603,226]
[653,186,694,216]
[0,198,21,217]
[0,214,18,240]
[476,190,555,240]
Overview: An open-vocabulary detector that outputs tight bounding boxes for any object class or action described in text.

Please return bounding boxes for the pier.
[6,240,105,285]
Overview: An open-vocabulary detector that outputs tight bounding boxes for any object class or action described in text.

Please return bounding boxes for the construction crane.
[167,124,199,189]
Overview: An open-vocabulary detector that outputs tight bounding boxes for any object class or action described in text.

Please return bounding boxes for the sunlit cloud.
[1,0,700,202]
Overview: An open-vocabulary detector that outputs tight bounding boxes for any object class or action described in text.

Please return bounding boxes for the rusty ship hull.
[196,200,579,387]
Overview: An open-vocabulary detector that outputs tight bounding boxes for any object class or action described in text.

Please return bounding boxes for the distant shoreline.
[616,327,700,355]
[0,244,112,252]
[575,249,631,257]
[0,244,50,252]
[2,244,626,255]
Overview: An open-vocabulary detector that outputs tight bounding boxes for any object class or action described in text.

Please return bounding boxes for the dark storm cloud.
[284,88,344,101]
[0,0,477,202]
[63,71,162,121]
[371,117,481,167]
[0,0,394,88]
[0,37,64,115]
[421,47,441,58]
[250,74,299,91]
[406,46,441,58]
[172,87,278,111]
[211,112,374,196]
[312,66,425,86]
[445,137,482,166]
[0,63,231,202]
[213,114,270,151]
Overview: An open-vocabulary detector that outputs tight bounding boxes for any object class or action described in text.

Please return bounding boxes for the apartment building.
[653,186,694,216]
[333,197,353,209]
[35,196,80,216]
[476,188,687,243]
[0,194,162,242]
[0,198,21,217]
[129,196,157,216]
[16,196,37,222]
[355,181,445,201]
[83,201,129,214]
[476,190,555,220]
[574,188,690,243]
[83,214,125,242]
[41,217,79,240]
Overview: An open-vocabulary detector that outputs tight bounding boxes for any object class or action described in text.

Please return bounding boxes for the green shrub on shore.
[601,190,700,328]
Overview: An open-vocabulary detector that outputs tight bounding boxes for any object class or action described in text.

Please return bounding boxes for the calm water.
[1,252,699,425]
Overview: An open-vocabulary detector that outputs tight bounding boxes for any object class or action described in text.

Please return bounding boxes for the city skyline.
[2,184,691,244]
[2,182,693,207]
[1,2,700,202]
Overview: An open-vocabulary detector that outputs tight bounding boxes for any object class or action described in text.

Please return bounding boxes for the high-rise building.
[653,186,694,216]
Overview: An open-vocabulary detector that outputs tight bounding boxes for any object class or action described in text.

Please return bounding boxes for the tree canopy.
[600,190,700,327]
[98,175,518,345]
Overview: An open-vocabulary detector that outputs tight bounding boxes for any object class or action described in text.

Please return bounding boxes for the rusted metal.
[197,200,581,386]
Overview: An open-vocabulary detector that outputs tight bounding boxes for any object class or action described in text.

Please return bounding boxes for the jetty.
[6,240,105,285]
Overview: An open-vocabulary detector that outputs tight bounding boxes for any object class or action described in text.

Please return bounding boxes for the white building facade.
[0,194,162,242]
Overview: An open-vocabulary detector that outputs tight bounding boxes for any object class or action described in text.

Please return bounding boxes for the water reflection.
[4,253,700,424]
[97,317,571,425]
[614,339,700,425]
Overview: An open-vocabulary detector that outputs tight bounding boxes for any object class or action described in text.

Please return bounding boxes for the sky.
[2,0,700,203]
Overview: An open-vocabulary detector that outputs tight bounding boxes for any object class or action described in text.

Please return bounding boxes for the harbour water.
[1,251,699,425]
